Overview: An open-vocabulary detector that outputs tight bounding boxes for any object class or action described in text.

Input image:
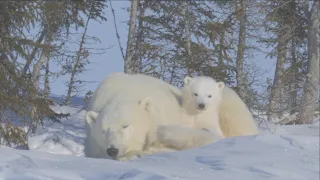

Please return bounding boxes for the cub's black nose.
[198,103,205,109]
[106,147,119,157]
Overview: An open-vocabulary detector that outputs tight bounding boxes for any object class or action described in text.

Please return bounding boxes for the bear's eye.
[201,128,210,132]
[102,129,110,134]
[208,95,212,98]
[194,93,198,96]
[122,125,129,129]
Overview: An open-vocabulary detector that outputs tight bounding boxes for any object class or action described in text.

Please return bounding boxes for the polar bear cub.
[181,76,225,138]
[183,76,259,137]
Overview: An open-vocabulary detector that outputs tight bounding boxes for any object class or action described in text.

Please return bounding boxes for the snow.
[0,104,319,180]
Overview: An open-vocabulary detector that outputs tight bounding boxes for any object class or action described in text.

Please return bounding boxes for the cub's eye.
[208,95,212,98]
[122,125,129,129]
[194,93,198,96]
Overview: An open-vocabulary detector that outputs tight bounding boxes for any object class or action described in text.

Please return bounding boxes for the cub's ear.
[184,76,193,85]
[85,111,99,124]
[217,81,225,90]
[139,97,154,113]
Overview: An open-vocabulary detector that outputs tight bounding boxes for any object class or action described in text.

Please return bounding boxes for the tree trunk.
[30,40,50,134]
[182,1,193,76]
[65,10,92,105]
[32,41,49,91]
[236,0,248,102]
[124,0,139,74]
[299,1,320,124]
[288,0,299,115]
[218,31,225,68]
[289,37,298,115]
[109,0,125,60]
[22,25,48,76]
[268,23,287,121]
[134,0,145,73]
[44,57,50,98]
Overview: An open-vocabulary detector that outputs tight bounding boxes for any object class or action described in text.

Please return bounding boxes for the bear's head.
[85,97,154,160]
[182,76,225,113]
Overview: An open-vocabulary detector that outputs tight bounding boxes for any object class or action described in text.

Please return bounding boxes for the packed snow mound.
[1,134,319,180]
[28,105,86,156]
[258,119,320,137]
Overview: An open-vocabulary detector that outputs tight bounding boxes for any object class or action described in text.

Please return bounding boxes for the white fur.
[84,73,184,160]
[86,72,181,112]
[85,95,154,161]
[219,86,259,137]
[156,125,223,151]
[183,76,224,113]
[84,73,224,160]
[86,72,132,112]
[84,74,192,160]
[184,76,259,137]
[181,76,225,138]
[84,111,103,158]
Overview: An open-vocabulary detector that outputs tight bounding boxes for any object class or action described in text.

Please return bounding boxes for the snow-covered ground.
[0,103,319,180]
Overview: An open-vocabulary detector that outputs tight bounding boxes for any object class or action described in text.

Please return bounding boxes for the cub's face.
[184,76,224,111]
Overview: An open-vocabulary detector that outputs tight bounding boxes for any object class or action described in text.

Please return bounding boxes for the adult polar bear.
[85,72,183,158]
[85,87,220,160]
[183,76,259,137]
[86,72,181,112]
[84,73,223,160]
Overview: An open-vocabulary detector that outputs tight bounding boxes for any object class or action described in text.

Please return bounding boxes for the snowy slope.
[0,104,319,180]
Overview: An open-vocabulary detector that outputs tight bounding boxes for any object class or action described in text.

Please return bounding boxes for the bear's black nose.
[106,147,119,157]
[198,103,205,109]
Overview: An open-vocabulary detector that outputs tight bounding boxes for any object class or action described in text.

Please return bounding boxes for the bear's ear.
[139,97,154,113]
[217,81,225,90]
[85,111,99,124]
[184,76,193,85]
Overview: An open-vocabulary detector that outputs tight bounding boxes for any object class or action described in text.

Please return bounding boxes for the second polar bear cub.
[181,76,225,138]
